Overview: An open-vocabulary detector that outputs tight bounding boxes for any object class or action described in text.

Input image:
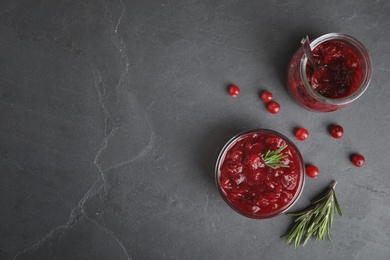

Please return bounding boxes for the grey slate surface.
[1,0,389,259]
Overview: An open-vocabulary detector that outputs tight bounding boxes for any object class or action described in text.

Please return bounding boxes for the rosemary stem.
[282,181,342,248]
[330,180,337,190]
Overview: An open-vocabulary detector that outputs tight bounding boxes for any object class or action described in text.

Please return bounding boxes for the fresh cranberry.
[295,128,309,141]
[352,154,365,167]
[330,125,344,139]
[261,91,273,103]
[306,165,319,178]
[229,85,240,97]
[267,101,280,114]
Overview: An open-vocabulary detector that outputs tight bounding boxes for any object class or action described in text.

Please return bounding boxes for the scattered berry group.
[225,86,366,172]
[260,91,280,114]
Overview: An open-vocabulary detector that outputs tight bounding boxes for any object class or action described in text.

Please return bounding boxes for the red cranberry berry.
[330,125,344,139]
[295,128,309,141]
[306,165,319,178]
[229,85,240,97]
[267,101,280,114]
[352,154,365,167]
[261,91,273,103]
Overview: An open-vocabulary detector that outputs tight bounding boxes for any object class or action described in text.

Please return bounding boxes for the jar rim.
[299,33,372,105]
[215,129,305,219]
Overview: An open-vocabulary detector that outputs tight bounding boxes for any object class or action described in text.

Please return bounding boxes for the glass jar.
[286,33,372,112]
[215,129,305,219]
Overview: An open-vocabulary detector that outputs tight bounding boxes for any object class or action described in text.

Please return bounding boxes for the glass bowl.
[215,129,305,219]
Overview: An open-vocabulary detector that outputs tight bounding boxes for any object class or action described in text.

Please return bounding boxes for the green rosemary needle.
[281,181,343,248]
[262,145,290,169]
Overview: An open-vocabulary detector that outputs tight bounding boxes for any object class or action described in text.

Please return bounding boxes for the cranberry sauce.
[286,33,371,112]
[306,40,362,99]
[216,130,304,218]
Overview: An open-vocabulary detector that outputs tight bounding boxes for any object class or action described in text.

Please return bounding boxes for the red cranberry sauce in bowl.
[215,129,305,219]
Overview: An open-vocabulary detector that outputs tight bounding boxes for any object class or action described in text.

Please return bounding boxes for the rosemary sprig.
[281,181,343,248]
[262,145,290,169]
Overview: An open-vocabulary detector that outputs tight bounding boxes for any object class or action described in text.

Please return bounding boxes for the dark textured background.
[1,0,389,259]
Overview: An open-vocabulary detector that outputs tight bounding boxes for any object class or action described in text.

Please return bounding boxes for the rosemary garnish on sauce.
[262,145,290,169]
[281,181,343,248]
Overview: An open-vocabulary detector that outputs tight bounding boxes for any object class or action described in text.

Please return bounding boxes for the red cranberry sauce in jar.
[307,40,362,99]
[217,131,303,218]
[286,33,371,112]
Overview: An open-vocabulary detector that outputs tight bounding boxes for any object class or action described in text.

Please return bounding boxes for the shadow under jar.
[215,129,305,219]
[287,33,372,112]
